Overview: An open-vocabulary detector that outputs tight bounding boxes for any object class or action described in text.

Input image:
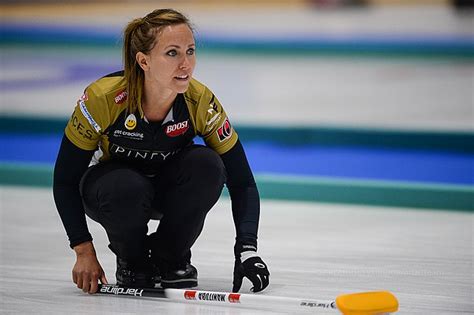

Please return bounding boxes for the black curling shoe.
[116,257,161,288]
[160,263,198,289]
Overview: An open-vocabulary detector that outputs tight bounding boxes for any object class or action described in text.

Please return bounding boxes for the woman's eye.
[166,50,177,57]
[187,48,195,55]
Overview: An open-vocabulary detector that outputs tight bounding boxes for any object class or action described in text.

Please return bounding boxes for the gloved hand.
[232,243,269,293]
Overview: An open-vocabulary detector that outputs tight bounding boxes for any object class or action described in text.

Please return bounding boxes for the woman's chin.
[175,83,191,94]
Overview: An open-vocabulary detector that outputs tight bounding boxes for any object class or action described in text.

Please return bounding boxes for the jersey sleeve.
[194,87,238,155]
[64,85,108,150]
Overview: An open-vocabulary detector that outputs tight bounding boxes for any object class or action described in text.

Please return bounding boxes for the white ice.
[0,186,472,314]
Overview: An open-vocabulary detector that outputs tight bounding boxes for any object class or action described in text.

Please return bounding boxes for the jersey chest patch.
[165,120,190,137]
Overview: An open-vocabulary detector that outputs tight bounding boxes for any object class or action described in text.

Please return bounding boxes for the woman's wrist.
[73,241,95,256]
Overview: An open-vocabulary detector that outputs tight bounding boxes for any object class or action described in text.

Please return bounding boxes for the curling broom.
[97,284,398,314]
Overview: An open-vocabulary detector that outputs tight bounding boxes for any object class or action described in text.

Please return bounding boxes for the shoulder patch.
[79,100,101,133]
[216,118,232,142]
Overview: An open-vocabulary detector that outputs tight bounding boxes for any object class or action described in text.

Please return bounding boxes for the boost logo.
[165,120,189,137]
[125,114,137,130]
[115,90,128,104]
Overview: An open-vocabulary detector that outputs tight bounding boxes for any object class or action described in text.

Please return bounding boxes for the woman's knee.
[101,169,153,204]
[82,168,153,218]
[184,146,226,185]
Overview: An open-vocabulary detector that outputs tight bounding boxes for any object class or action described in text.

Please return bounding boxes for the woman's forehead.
[155,24,194,46]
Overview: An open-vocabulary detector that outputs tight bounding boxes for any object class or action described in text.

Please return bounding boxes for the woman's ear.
[136,52,149,71]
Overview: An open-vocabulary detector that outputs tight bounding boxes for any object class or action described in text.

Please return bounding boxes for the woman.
[53,8,269,295]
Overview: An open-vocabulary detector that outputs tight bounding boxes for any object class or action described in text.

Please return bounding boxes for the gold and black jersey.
[65,71,238,174]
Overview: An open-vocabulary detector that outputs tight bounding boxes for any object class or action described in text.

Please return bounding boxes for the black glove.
[232,243,270,293]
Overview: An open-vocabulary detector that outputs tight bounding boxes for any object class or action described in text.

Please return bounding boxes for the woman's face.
[139,23,196,94]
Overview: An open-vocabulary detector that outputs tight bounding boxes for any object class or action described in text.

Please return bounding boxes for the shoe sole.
[161,278,198,289]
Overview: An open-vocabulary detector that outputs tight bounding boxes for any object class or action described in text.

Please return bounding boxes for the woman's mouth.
[174,74,189,81]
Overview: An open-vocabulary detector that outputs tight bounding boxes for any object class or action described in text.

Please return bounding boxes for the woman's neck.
[142,81,177,122]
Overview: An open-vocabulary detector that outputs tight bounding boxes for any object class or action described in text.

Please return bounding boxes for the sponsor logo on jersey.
[216,118,232,142]
[165,120,189,137]
[71,114,94,140]
[115,90,128,104]
[206,113,222,131]
[113,129,144,140]
[125,114,137,130]
[208,102,218,114]
[110,144,181,161]
[207,95,218,114]
[79,100,101,133]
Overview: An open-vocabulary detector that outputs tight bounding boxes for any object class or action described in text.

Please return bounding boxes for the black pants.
[81,145,226,265]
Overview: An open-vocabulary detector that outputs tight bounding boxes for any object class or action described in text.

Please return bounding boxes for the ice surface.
[0,186,472,314]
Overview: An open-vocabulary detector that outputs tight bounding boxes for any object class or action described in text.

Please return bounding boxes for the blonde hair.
[123,9,192,113]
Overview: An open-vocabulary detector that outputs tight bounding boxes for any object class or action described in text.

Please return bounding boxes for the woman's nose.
[179,56,190,69]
